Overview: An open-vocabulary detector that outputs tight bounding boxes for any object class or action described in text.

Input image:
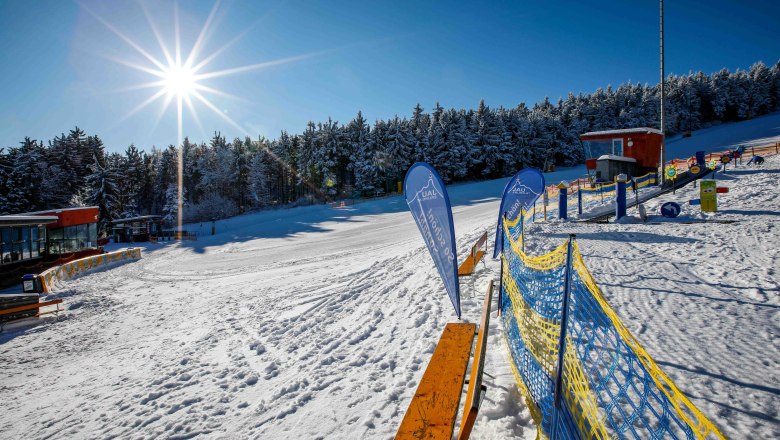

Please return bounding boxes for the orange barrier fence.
[39,248,142,293]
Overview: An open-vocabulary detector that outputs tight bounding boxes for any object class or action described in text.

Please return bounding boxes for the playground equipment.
[689,180,728,213]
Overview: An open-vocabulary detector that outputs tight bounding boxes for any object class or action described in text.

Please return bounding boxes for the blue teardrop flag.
[493,168,545,258]
[404,163,461,318]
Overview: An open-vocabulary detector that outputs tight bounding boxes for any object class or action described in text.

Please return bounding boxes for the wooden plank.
[458,233,487,277]
[0,299,63,316]
[396,323,476,440]
[457,280,494,440]
[475,232,488,250]
[458,255,476,276]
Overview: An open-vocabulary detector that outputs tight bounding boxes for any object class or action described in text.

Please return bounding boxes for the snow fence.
[38,248,142,293]
[499,215,724,439]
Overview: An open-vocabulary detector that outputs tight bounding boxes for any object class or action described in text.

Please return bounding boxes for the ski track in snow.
[1,158,779,438]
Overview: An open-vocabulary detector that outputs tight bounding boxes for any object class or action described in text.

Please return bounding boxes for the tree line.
[1,60,778,235]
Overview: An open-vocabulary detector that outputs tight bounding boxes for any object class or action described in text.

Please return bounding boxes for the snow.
[582,127,663,136]
[666,111,780,158]
[1,148,778,437]
[596,154,636,162]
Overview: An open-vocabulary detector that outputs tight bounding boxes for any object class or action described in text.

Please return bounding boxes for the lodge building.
[0,206,100,288]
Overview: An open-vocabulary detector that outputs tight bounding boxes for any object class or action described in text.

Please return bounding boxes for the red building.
[580,128,663,180]
[0,207,100,288]
[27,206,100,255]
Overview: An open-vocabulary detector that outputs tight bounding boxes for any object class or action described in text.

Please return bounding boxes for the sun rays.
[80,0,322,229]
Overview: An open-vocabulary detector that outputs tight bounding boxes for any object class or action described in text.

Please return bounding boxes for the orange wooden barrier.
[457,280,494,440]
[0,298,63,317]
[458,232,488,277]
[396,322,476,440]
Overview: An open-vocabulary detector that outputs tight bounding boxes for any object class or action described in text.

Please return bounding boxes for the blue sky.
[0,0,778,153]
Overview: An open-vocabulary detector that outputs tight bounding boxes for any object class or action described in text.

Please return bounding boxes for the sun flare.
[82,0,323,232]
[163,64,197,98]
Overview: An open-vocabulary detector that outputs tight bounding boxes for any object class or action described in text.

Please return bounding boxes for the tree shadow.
[547,231,699,244]
[724,168,780,176]
[719,209,780,216]
[598,278,780,310]
[694,395,780,427]
[654,360,780,397]
[177,177,512,253]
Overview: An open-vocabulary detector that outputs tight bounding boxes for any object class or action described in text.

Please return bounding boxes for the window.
[0,226,45,263]
[47,224,98,254]
[0,228,9,264]
[37,226,46,256]
[12,227,24,261]
[583,140,610,159]
[88,223,97,248]
[612,139,624,156]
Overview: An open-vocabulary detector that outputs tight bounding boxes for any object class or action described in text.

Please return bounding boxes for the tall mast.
[660,0,666,184]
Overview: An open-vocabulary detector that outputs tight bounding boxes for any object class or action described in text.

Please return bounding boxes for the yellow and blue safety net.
[500,216,724,439]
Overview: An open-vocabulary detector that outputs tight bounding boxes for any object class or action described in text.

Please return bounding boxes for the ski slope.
[2,147,779,438]
[666,111,780,158]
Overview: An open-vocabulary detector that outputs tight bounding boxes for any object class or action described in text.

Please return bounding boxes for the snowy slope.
[1,143,778,438]
[525,157,780,438]
[666,111,780,158]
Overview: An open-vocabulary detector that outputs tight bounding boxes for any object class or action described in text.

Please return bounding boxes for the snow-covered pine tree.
[121,144,146,217]
[410,104,429,163]
[747,61,772,118]
[0,148,11,213]
[439,108,470,181]
[232,136,252,211]
[162,184,187,227]
[85,155,120,236]
[296,122,319,195]
[4,138,46,214]
[770,60,780,112]
[314,118,341,196]
[345,111,376,192]
[153,146,178,216]
[249,150,271,207]
[470,99,503,177]
[382,116,413,185]
[425,103,449,179]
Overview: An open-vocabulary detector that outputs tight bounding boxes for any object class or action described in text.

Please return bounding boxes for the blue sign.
[661,202,682,218]
[404,163,461,318]
[493,168,545,258]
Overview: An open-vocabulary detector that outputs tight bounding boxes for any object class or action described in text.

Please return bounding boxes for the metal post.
[616,179,627,220]
[498,213,507,315]
[660,0,666,186]
[521,211,525,254]
[577,187,583,215]
[558,186,567,220]
[498,255,504,317]
[633,178,640,208]
[553,235,576,426]
[659,0,666,186]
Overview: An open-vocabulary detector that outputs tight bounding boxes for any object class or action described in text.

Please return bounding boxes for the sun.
[163,63,196,98]
[82,0,326,231]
